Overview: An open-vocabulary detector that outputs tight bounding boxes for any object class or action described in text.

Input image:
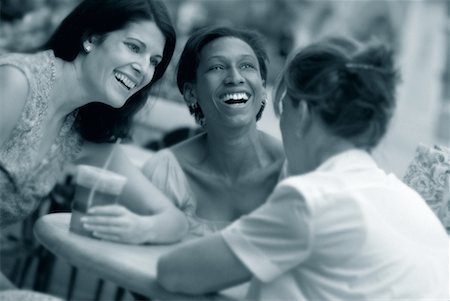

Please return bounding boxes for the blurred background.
[1,0,449,300]
[1,0,448,174]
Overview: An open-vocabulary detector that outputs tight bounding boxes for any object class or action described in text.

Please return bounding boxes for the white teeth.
[114,72,137,90]
[221,92,249,101]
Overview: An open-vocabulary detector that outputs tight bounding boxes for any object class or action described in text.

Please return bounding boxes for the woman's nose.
[131,62,142,73]
[131,61,155,83]
[224,67,244,85]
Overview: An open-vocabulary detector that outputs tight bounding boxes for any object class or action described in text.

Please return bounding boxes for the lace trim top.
[0,50,83,227]
[142,149,231,237]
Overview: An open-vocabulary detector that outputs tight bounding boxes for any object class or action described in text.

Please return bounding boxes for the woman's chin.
[106,97,128,109]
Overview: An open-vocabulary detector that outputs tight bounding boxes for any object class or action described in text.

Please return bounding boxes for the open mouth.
[221,92,250,105]
[114,72,137,90]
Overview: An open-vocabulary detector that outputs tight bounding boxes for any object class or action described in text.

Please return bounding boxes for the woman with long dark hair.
[0,0,187,295]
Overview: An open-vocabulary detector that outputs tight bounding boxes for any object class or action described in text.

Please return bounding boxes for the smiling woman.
[43,0,176,142]
[156,36,448,301]
[78,20,165,109]
[0,0,188,293]
[80,26,285,242]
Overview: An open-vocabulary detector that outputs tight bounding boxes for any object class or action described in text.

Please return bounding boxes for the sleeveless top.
[0,50,83,227]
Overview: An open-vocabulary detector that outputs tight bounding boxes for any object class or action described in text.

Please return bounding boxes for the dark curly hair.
[274,36,400,150]
[43,0,176,142]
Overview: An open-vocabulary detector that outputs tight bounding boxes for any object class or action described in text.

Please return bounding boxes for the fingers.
[83,223,122,234]
[81,215,124,227]
[88,225,140,244]
[77,205,144,244]
[88,205,127,216]
[91,231,121,242]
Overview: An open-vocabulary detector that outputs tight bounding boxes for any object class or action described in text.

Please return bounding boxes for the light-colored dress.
[142,149,230,236]
[0,50,82,227]
[222,149,448,300]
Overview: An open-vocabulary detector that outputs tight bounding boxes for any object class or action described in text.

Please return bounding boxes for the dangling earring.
[83,41,92,53]
[199,116,206,127]
[256,96,267,121]
[188,102,206,127]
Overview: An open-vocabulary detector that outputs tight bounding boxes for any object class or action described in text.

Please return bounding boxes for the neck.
[295,135,354,176]
[204,125,268,178]
[288,117,356,176]
[314,139,354,168]
[48,57,88,120]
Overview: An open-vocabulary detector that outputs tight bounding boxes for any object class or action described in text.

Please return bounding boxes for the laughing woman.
[157,37,448,300]
[81,27,284,240]
[0,0,187,294]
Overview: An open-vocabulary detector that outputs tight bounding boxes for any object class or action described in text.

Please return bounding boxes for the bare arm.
[76,142,189,243]
[0,65,30,227]
[0,65,29,146]
[157,233,251,294]
[156,185,313,295]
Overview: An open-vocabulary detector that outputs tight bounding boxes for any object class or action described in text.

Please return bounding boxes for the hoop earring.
[188,102,206,127]
[256,96,267,121]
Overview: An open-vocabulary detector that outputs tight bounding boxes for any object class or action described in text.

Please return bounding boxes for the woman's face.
[81,20,165,108]
[191,37,265,129]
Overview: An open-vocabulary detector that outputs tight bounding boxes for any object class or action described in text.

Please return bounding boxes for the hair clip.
[345,63,386,73]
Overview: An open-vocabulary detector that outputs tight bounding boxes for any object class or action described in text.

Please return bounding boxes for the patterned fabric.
[0,50,83,227]
[403,144,450,232]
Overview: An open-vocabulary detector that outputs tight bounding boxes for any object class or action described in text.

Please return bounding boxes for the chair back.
[403,144,450,233]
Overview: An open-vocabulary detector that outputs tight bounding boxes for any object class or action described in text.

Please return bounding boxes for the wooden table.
[34,213,247,300]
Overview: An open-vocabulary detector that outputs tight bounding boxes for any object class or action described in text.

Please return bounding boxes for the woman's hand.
[81,205,152,244]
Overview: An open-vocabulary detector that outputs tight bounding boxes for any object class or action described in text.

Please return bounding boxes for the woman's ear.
[82,35,99,53]
[296,101,312,137]
[183,83,197,105]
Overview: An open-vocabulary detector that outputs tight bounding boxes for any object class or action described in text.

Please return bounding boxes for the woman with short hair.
[156,36,448,300]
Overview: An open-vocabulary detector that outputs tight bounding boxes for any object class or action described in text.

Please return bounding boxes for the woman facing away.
[81,26,285,240]
[0,0,188,294]
[156,37,449,300]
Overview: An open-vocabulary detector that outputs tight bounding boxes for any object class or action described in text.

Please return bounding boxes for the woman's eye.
[150,57,161,67]
[241,63,256,69]
[208,65,224,71]
[125,42,140,53]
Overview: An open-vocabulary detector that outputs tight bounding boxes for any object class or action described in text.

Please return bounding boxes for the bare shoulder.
[0,65,30,144]
[0,64,29,95]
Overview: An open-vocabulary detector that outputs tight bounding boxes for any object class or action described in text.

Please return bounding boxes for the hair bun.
[350,43,396,75]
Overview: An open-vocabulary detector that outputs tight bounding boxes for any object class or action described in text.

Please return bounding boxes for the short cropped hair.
[176,26,268,123]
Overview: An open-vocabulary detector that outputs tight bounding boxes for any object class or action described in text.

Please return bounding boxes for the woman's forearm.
[142,206,189,244]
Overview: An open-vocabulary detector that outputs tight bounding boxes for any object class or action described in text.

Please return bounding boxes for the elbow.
[149,208,189,244]
[165,208,189,243]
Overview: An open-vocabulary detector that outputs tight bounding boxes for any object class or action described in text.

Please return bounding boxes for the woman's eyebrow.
[205,55,226,62]
[240,54,257,60]
[126,37,146,48]
[205,54,257,62]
